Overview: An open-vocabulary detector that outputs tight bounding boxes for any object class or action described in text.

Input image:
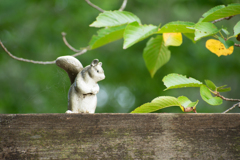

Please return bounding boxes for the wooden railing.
[1,113,240,159]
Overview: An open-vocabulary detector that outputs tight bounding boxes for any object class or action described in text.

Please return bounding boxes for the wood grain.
[0,113,240,159]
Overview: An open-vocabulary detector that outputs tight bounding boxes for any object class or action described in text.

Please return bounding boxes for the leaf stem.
[227,35,236,40]
[213,35,218,39]
[219,31,224,39]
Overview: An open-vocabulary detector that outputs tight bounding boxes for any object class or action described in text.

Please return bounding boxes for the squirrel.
[56,56,105,113]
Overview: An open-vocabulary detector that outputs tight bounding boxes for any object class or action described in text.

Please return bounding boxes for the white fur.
[66,60,105,113]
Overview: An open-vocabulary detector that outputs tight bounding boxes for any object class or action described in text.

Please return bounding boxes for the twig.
[215,92,240,102]
[214,92,240,113]
[223,102,240,113]
[71,48,88,57]
[119,0,128,11]
[61,32,89,57]
[85,0,128,12]
[0,41,55,64]
[234,43,240,47]
[85,0,104,12]
[212,16,234,24]
[61,32,83,52]
[0,32,89,65]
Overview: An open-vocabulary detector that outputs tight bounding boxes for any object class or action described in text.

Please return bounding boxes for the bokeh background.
[0,0,240,114]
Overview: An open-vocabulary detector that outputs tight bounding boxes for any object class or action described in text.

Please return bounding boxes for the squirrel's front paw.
[91,89,99,95]
[92,90,98,94]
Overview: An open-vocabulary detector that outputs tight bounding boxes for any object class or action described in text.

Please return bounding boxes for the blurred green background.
[0,0,240,114]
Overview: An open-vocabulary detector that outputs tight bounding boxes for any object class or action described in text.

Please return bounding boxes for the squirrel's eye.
[97,70,99,73]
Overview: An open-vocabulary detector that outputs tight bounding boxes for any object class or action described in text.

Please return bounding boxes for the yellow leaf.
[206,39,234,57]
[163,33,182,46]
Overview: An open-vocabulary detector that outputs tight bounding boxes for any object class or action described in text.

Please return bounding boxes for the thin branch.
[215,92,240,102]
[234,43,240,47]
[0,32,89,65]
[214,92,240,113]
[85,0,127,12]
[61,32,83,52]
[0,41,55,64]
[212,16,234,24]
[85,0,104,12]
[61,32,89,57]
[223,102,240,113]
[71,48,88,57]
[119,0,128,11]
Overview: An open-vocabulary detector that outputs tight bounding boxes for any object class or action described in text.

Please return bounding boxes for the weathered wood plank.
[0,113,240,159]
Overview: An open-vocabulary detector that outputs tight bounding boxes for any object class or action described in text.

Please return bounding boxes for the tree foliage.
[88,4,240,77]
[131,73,232,113]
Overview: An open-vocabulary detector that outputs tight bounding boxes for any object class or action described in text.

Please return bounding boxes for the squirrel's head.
[89,59,105,82]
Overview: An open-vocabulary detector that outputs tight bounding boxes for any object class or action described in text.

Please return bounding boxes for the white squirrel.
[56,56,105,113]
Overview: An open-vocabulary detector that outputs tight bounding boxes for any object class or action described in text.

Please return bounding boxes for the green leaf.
[217,85,231,92]
[183,33,196,43]
[130,103,165,113]
[157,21,195,33]
[198,5,225,22]
[199,4,240,22]
[131,96,198,113]
[131,96,180,113]
[200,85,223,105]
[90,11,141,28]
[221,28,230,35]
[143,35,171,77]
[89,25,126,49]
[205,80,217,91]
[205,80,231,92]
[233,21,240,36]
[123,22,158,49]
[218,37,234,49]
[151,96,180,105]
[217,87,231,92]
[177,96,199,112]
[194,22,219,41]
[163,73,202,90]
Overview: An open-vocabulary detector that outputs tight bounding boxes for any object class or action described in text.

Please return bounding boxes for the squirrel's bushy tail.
[56,56,83,84]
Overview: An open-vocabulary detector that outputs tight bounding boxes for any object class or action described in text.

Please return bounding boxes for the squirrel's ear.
[98,62,102,66]
[91,59,99,67]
